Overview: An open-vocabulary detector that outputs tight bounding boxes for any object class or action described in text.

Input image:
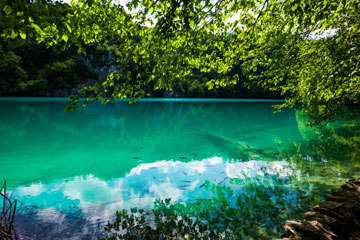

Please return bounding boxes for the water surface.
[0,98,359,239]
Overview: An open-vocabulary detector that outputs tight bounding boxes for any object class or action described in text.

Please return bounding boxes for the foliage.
[0,0,279,101]
[0,45,27,95]
[0,0,98,96]
[238,0,360,125]
[1,0,359,123]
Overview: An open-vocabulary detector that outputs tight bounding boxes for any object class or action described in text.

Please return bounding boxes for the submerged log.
[281,178,360,240]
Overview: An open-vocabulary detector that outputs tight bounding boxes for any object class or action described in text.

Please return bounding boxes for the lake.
[0,98,359,239]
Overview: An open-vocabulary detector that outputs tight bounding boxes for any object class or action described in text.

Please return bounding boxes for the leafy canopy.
[1,0,359,124]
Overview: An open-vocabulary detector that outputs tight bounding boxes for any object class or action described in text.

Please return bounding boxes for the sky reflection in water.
[13,157,294,218]
[12,157,297,239]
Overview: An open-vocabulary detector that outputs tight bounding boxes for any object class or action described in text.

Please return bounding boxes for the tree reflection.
[101,174,326,240]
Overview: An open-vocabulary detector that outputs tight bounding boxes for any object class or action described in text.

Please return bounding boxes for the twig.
[0,181,18,240]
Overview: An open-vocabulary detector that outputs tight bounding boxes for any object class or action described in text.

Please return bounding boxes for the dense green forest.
[0,1,279,99]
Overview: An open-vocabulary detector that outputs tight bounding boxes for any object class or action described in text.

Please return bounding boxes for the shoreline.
[0,97,285,103]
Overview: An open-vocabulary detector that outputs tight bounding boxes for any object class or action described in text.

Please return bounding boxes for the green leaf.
[62,34,69,42]
[65,23,72,33]
[31,23,43,33]
[19,32,26,39]
[3,5,12,15]
[10,29,18,38]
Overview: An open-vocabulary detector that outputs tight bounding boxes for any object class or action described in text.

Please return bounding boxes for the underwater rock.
[281,178,360,240]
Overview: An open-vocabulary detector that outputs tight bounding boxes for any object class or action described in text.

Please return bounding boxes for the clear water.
[0,98,359,239]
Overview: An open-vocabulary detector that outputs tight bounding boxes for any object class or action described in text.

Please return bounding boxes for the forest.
[0,0,280,100]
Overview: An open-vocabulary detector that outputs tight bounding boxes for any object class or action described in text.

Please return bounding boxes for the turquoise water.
[0,98,359,239]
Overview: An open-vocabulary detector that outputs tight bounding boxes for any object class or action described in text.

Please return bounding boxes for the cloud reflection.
[13,157,295,226]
